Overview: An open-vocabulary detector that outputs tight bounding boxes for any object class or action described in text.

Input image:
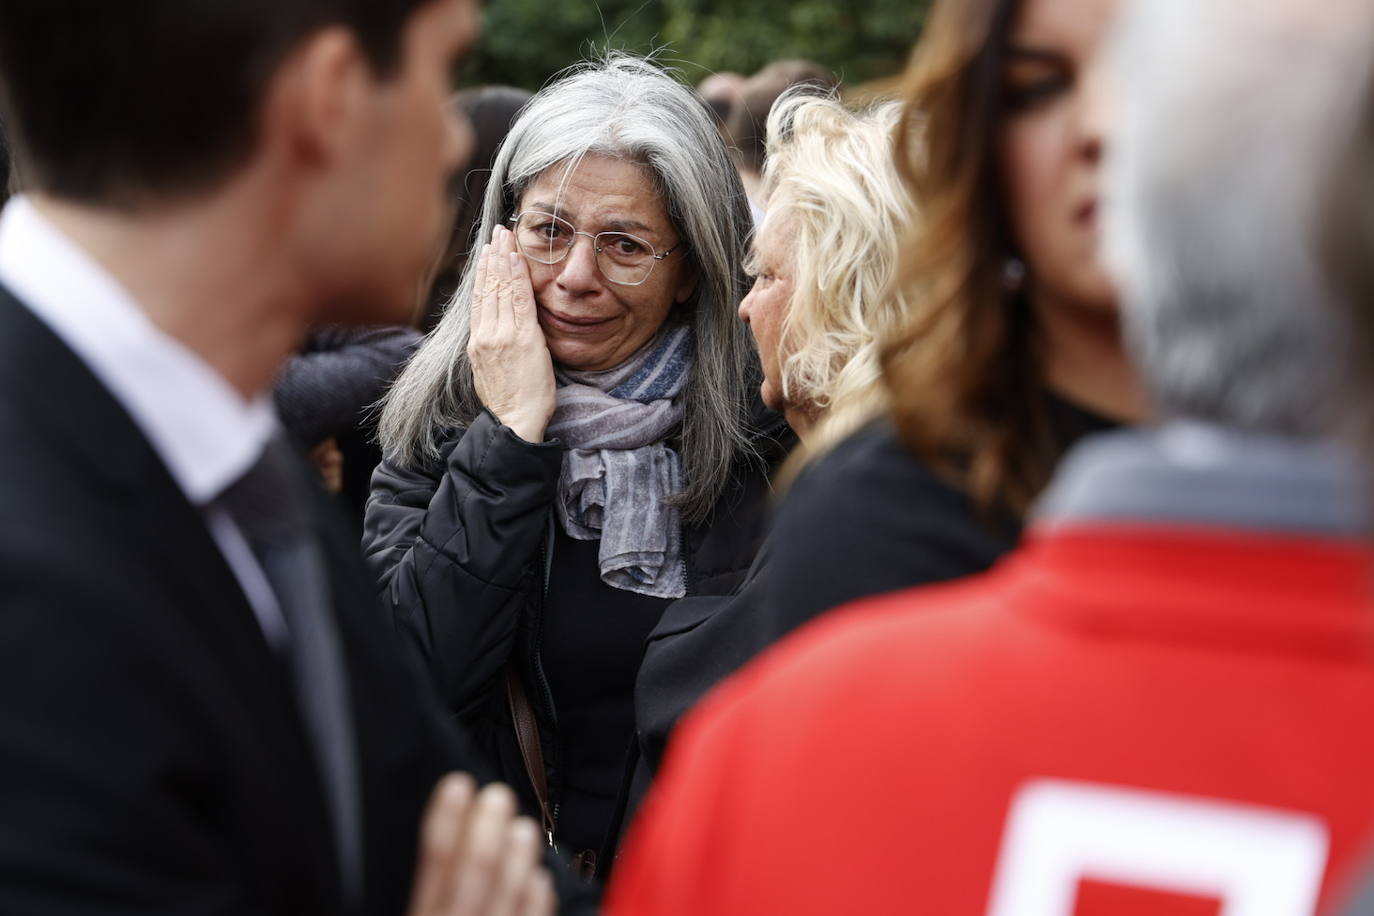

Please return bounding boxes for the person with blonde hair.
[743,90,916,458]
[630,89,917,782]
[748,0,1144,648]
[611,0,1374,909]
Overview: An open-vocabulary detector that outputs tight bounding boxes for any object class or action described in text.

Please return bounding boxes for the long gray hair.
[378,54,758,524]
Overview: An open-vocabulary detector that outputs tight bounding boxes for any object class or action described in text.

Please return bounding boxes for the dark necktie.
[215,436,362,905]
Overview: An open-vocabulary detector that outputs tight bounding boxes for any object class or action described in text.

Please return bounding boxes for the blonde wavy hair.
[752,90,917,465]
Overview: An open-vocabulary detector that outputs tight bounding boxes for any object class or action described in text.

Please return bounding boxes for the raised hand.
[467,225,556,443]
[408,774,556,916]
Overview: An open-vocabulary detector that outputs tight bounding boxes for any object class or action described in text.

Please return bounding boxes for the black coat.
[274,325,422,537]
[0,286,490,915]
[635,402,1118,777]
[363,405,792,865]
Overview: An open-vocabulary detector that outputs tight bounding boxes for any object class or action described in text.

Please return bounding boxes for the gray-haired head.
[378,54,757,524]
[1104,0,1374,439]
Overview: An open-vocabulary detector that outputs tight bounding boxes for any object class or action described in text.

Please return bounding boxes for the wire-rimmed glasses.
[507,210,681,287]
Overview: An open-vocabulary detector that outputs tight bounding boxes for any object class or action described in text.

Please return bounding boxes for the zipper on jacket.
[680,521,693,598]
[530,513,560,846]
[533,513,557,726]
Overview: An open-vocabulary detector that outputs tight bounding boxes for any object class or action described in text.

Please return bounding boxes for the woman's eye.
[611,236,648,256]
[535,222,565,239]
[1002,54,1073,113]
[1003,74,1071,112]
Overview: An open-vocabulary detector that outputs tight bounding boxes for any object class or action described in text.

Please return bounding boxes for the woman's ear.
[673,260,699,304]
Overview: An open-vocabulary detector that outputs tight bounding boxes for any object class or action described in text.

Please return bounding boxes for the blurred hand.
[468,226,556,443]
[408,774,555,916]
[308,437,344,494]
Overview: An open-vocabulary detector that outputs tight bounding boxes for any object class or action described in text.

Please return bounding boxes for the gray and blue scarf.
[548,324,694,599]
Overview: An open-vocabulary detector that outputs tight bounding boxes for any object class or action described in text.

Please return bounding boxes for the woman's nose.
[556,233,602,290]
[1077,57,1111,165]
[739,286,756,324]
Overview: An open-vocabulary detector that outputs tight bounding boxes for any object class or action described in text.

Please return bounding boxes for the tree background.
[462,0,932,92]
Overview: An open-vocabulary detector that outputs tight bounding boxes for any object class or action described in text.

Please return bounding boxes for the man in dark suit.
[0,1,556,914]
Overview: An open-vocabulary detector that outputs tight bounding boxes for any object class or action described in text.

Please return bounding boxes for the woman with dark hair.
[752,0,1143,644]
[611,0,1374,909]
[365,55,790,879]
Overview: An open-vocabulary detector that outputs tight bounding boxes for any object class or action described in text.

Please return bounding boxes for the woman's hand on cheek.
[468,226,557,443]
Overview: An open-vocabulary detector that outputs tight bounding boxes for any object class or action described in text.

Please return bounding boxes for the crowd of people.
[0,0,1373,913]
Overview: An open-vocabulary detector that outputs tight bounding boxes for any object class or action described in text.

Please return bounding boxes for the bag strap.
[505,665,557,849]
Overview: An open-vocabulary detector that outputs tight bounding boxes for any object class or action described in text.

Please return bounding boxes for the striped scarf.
[548,324,694,599]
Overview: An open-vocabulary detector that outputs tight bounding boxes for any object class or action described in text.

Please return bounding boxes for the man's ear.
[261,26,370,171]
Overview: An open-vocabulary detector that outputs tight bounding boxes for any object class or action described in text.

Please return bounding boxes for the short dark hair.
[0,0,435,206]
[725,60,837,174]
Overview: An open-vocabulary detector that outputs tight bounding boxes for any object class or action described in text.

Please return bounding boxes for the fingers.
[448,782,519,915]
[408,776,557,916]
[470,243,490,339]
[508,248,537,335]
[482,816,543,916]
[410,773,477,916]
[473,228,526,341]
[515,868,556,916]
[465,224,556,443]
[492,230,515,340]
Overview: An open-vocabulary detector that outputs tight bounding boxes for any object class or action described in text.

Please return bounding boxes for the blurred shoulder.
[775,419,978,549]
[689,574,1003,739]
[788,419,953,509]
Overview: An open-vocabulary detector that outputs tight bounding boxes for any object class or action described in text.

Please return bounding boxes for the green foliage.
[461,0,930,92]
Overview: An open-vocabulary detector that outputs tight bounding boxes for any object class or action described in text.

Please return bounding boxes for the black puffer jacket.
[362,404,793,867]
[635,395,1120,779]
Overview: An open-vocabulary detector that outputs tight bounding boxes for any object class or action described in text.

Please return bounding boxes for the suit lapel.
[0,285,343,908]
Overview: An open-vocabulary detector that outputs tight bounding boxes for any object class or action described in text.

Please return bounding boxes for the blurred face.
[999,0,1118,315]
[516,154,695,371]
[739,208,796,412]
[329,0,478,324]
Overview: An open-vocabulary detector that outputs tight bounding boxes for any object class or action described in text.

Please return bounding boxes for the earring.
[1003,256,1027,293]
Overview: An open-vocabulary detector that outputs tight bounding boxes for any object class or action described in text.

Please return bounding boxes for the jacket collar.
[1012,422,1374,662]
[1034,421,1371,537]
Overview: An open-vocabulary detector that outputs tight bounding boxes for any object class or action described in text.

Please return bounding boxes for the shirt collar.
[0,196,276,505]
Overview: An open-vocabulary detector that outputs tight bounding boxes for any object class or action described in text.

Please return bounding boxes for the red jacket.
[609,523,1374,915]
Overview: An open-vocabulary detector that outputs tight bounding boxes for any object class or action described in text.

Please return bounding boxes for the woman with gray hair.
[364,55,792,878]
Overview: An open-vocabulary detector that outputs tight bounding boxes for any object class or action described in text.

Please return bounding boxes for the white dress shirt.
[0,195,290,648]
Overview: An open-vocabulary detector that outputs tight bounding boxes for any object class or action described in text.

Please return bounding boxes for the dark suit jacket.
[0,285,484,915]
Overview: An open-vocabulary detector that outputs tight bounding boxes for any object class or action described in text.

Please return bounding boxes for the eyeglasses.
[507,210,682,287]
